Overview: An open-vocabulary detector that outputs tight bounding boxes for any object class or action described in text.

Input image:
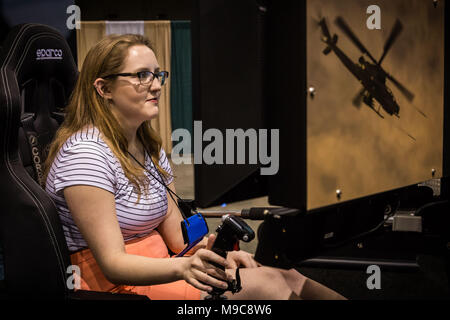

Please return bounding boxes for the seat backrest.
[0,23,78,297]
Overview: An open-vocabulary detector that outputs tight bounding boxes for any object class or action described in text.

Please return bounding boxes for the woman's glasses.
[103,70,169,86]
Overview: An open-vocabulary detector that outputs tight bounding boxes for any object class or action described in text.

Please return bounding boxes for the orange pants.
[70,230,202,300]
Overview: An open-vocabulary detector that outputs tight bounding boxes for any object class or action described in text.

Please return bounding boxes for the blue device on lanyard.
[177,213,209,257]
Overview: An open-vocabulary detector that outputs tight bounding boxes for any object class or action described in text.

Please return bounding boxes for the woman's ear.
[93,78,112,99]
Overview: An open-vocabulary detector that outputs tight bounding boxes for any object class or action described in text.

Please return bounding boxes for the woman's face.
[107,45,161,126]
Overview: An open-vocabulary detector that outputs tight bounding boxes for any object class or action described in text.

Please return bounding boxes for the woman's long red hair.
[43,34,170,203]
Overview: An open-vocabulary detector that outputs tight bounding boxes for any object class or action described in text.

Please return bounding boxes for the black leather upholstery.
[0,24,149,300]
[0,23,78,298]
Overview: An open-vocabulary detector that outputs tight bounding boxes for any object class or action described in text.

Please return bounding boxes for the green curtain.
[170,21,193,142]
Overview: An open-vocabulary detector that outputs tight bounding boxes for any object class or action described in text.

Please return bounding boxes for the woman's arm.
[64,185,229,290]
[156,182,187,254]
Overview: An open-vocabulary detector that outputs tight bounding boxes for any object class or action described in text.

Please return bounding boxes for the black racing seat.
[0,24,147,300]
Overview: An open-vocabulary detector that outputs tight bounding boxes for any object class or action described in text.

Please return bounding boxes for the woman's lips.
[147,98,158,104]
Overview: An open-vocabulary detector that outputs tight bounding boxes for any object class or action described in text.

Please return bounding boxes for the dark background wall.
[75,0,193,21]
[0,0,194,64]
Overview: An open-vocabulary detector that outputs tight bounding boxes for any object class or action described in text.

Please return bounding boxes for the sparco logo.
[28,135,44,186]
[36,49,63,60]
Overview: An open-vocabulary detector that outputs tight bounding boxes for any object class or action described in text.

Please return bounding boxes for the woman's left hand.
[226,250,261,269]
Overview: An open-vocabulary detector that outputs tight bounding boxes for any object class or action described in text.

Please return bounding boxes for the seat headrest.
[0,24,78,135]
[0,23,77,91]
[0,24,78,140]
[0,23,78,185]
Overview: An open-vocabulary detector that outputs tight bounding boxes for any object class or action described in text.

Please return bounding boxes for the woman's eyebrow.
[134,67,161,73]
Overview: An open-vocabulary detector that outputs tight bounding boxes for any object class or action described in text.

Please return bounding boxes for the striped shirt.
[45,126,173,252]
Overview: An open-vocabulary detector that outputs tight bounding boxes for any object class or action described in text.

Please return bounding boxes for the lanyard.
[127,149,195,221]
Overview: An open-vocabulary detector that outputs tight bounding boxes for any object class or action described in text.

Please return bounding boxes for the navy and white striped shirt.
[45,126,173,252]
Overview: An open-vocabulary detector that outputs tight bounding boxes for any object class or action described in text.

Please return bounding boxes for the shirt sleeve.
[158,148,174,185]
[53,140,116,196]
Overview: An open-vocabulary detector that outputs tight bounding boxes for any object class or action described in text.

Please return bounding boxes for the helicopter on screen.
[318,16,415,119]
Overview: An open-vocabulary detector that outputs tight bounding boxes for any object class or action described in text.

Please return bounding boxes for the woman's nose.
[149,77,162,92]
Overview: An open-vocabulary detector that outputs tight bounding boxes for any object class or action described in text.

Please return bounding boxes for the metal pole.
[197,210,242,218]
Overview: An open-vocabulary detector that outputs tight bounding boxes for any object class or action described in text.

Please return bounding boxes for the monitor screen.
[193,0,447,212]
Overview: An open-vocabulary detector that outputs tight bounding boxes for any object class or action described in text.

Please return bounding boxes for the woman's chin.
[146,109,159,120]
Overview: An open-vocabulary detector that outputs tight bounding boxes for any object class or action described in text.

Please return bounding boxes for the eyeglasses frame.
[102,70,169,86]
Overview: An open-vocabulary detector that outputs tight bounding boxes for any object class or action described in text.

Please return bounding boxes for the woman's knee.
[246,266,286,284]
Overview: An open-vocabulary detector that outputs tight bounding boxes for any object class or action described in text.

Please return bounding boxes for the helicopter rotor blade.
[385,72,415,101]
[352,88,365,108]
[335,16,378,64]
[378,19,403,65]
[318,18,332,40]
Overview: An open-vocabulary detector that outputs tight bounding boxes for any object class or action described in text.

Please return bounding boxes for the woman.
[43,34,345,300]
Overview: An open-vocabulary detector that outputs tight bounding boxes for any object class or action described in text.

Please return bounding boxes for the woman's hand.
[185,236,208,256]
[226,250,261,269]
[180,234,232,292]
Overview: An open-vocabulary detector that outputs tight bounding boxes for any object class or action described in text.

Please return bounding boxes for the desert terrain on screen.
[306,0,444,209]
